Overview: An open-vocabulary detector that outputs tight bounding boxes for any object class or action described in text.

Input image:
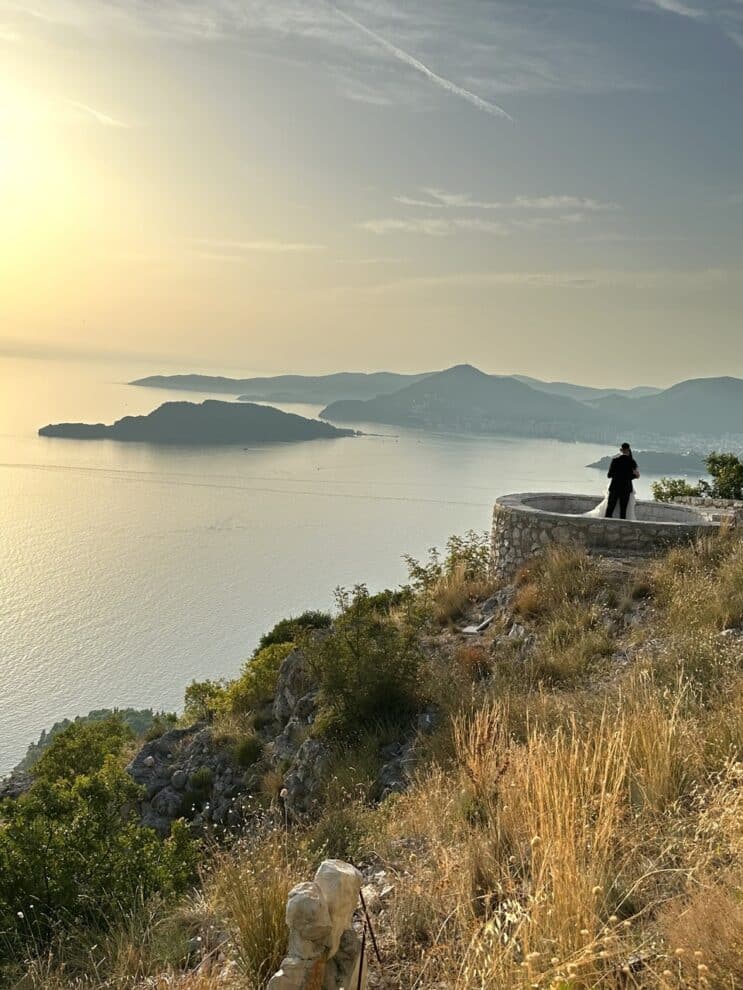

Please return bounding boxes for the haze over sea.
[0,355,657,774]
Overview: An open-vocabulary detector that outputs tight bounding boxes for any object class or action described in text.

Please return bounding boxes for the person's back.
[608,453,637,489]
[605,442,639,519]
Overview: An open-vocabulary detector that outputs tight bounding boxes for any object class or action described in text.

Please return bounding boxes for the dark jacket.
[607,453,638,491]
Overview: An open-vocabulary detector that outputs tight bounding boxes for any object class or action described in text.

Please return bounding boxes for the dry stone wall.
[491,493,717,580]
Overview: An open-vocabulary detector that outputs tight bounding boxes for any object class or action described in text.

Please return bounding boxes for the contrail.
[68,100,129,128]
[333,6,513,121]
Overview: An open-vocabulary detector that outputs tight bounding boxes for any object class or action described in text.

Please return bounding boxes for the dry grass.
[431,562,495,624]
[205,832,305,989]
[13,534,743,990]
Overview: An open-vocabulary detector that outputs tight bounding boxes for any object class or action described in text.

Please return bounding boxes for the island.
[587,451,707,475]
[39,399,357,445]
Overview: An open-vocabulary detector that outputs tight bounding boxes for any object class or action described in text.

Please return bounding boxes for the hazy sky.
[1,0,742,385]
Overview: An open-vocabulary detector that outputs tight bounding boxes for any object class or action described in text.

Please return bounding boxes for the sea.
[0,355,658,775]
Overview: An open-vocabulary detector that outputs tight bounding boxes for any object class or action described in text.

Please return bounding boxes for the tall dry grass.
[205,832,306,989]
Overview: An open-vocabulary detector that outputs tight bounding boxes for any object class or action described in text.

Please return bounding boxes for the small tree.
[705,451,743,500]
[305,584,424,737]
[652,452,743,503]
[0,724,197,954]
[651,477,703,503]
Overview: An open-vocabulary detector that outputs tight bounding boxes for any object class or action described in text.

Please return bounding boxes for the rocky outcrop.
[268,859,366,990]
[127,723,246,835]
[123,641,432,833]
[0,771,33,802]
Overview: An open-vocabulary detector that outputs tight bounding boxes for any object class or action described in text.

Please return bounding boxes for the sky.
[1,0,742,386]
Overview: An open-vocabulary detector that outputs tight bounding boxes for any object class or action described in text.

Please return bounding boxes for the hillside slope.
[321,363,610,440]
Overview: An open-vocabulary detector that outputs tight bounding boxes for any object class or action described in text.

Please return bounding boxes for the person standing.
[606,443,639,519]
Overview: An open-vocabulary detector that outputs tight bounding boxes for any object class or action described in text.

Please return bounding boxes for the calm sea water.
[0,356,655,775]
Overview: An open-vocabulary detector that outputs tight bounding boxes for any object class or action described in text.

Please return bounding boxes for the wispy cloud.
[394,188,620,211]
[641,0,704,19]
[359,217,510,236]
[193,238,325,253]
[332,6,513,121]
[68,99,129,127]
[395,188,503,209]
[512,195,620,211]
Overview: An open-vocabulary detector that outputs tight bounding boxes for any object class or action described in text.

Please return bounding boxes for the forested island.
[38,399,357,445]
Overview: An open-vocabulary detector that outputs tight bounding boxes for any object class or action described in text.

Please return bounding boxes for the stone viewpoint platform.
[491,492,718,579]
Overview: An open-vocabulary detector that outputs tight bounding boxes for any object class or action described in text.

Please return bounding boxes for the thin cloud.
[394,189,620,211]
[512,195,620,211]
[641,0,704,18]
[332,6,513,121]
[68,100,129,128]
[360,217,510,236]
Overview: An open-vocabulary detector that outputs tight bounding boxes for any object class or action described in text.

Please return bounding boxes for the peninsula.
[38,400,357,445]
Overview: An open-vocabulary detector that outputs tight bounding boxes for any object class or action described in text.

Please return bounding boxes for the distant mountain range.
[128,367,743,446]
[131,372,426,405]
[321,366,743,445]
[39,400,356,445]
[587,451,707,475]
[320,365,603,442]
[513,376,661,402]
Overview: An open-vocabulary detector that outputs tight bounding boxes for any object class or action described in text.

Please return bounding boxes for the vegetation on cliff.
[2,528,742,989]
[652,450,743,502]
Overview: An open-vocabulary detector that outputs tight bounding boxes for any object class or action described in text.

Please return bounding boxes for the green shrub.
[183,678,228,722]
[0,723,197,957]
[226,642,294,715]
[257,610,331,651]
[705,451,743,500]
[652,451,743,503]
[652,477,703,502]
[32,715,133,785]
[189,766,214,794]
[234,734,264,768]
[404,530,490,595]
[305,584,424,737]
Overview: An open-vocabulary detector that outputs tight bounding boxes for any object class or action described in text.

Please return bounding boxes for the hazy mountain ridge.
[320,365,614,442]
[587,451,708,474]
[131,372,427,404]
[38,400,356,445]
[126,368,743,445]
[513,375,662,402]
[321,366,743,445]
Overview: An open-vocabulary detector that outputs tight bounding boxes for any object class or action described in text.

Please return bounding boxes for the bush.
[225,642,294,715]
[705,451,743,500]
[32,715,133,786]
[234,734,264,768]
[183,678,228,722]
[257,610,331,651]
[653,451,743,503]
[189,766,214,794]
[652,477,703,502]
[404,530,491,595]
[305,584,424,737]
[0,723,197,957]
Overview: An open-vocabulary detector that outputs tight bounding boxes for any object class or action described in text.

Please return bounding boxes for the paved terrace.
[491,492,718,579]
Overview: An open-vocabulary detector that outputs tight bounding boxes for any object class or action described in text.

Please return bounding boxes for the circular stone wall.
[491,492,718,579]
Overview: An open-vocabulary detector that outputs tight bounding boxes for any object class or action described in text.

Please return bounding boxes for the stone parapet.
[491,493,717,580]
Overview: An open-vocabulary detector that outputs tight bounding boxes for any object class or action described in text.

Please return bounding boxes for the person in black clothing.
[606,443,640,519]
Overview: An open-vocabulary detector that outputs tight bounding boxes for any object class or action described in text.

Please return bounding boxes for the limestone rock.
[267,860,365,990]
[273,648,315,727]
